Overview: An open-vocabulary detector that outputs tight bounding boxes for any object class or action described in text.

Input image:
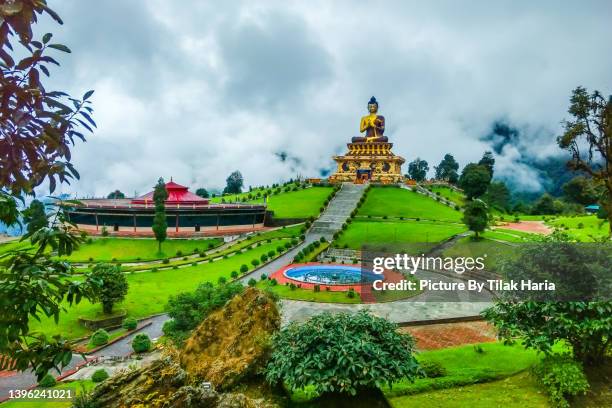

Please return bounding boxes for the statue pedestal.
[328,142,405,184]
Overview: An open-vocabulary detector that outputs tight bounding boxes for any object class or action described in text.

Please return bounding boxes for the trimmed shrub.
[122,317,137,331]
[346,288,356,298]
[266,311,419,396]
[91,329,110,347]
[132,333,152,353]
[91,369,109,383]
[218,276,227,285]
[260,254,268,262]
[175,250,183,257]
[162,258,170,264]
[533,354,589,408]
[420,360,447,378]
[240,264,249,273]
[248,278,257,287]
[231,270,239,279]
[38,373,56,388]
[251,259,260,267]
[270,278,278,286]
[260,273,268,280]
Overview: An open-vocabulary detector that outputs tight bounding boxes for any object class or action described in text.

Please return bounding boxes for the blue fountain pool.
[283,265,379,285]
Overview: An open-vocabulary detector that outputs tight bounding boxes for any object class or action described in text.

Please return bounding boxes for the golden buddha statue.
[352,96,388,143]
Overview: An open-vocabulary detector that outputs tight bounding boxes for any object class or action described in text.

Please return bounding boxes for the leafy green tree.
[162,282,243,345]
[195,188,209,198]
[224,170,244,194]
[532,193,557,215]
[132,333,151,353]
[483,235,611,365]
[407,158,429,182]
[458,163,491,199]
[462,199,488,238]
[106,190,125,199]
[434,153,459,183]
[86,264,128,314]
[562,176,601,205]
[0,2,97,380]
[22,199,47,235]
[152,177,168,252]
[266,311,419,396]
[558,86,612,236]
[478,151,495,177]
[484,181,511,212]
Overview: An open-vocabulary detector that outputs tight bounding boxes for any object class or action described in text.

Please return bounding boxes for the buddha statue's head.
[367,96,378,114]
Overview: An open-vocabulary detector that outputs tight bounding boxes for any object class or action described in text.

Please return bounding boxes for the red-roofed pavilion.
[131,180,209,206]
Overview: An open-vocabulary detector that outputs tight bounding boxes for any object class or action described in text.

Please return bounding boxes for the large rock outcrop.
[88,288,282,408]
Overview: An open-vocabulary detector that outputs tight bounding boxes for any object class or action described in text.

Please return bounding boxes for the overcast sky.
[35,0,612,197]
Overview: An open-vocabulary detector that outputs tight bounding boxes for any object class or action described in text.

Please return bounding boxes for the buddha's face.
[368,103,378,114]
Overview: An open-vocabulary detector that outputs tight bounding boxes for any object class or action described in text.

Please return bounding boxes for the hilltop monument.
[329,96,405,183]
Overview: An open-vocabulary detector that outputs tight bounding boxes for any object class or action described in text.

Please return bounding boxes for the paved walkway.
[0,315,167,400]
[240,183,367,282]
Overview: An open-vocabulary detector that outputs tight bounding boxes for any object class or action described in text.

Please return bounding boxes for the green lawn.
[383,342,541,399]
[256,280,361,303]
[428,185,466,207]
[443,236,517,272]
[60,237,223,263]
[1,380,95,408]
[388,371,548,408]
[358,187,462,222]
[291,342,543,404]
[335,219,467,251]
[545,215,610,241]
[29,241,284,339]
[209,182,301,203]
[482,229,540,243]
[248,186,333,219]
[120,225,303,272]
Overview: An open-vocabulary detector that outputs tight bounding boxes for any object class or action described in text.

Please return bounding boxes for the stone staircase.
[309,183,367,239]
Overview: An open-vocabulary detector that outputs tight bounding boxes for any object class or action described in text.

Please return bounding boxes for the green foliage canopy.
[434,153,459,183]
[152,177,168,252]
[86,263,128,314]
[462,199,488,238]
[162,281,244,345]
[266,311,420,395]
[458,163,491,199]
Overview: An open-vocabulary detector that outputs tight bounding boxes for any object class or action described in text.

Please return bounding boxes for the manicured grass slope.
[61,237,223,262]
[256,280,361,304]
[389,371,548,408]
[248,186,333,218]
[358,187,462,222]
[546,215,610,241]
[335,220,466,250]
[383,342,541,398]
[29,241,284,339]
[428,185,466,206]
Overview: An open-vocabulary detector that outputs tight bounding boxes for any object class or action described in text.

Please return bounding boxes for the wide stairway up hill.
[309,183,367,238]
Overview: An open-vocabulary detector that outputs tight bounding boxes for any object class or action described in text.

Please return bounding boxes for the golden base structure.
[328,141,405,184]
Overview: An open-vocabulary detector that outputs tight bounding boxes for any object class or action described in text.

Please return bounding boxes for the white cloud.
[41,0,612,197]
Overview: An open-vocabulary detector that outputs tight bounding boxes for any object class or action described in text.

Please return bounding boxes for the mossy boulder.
[88,288,282,407]
[180,287,281,390]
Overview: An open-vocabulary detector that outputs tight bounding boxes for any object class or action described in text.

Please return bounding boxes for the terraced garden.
[248,186,334,218]
[357,186,462,222]
[334,219,466,251]
[29,239,301,339]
